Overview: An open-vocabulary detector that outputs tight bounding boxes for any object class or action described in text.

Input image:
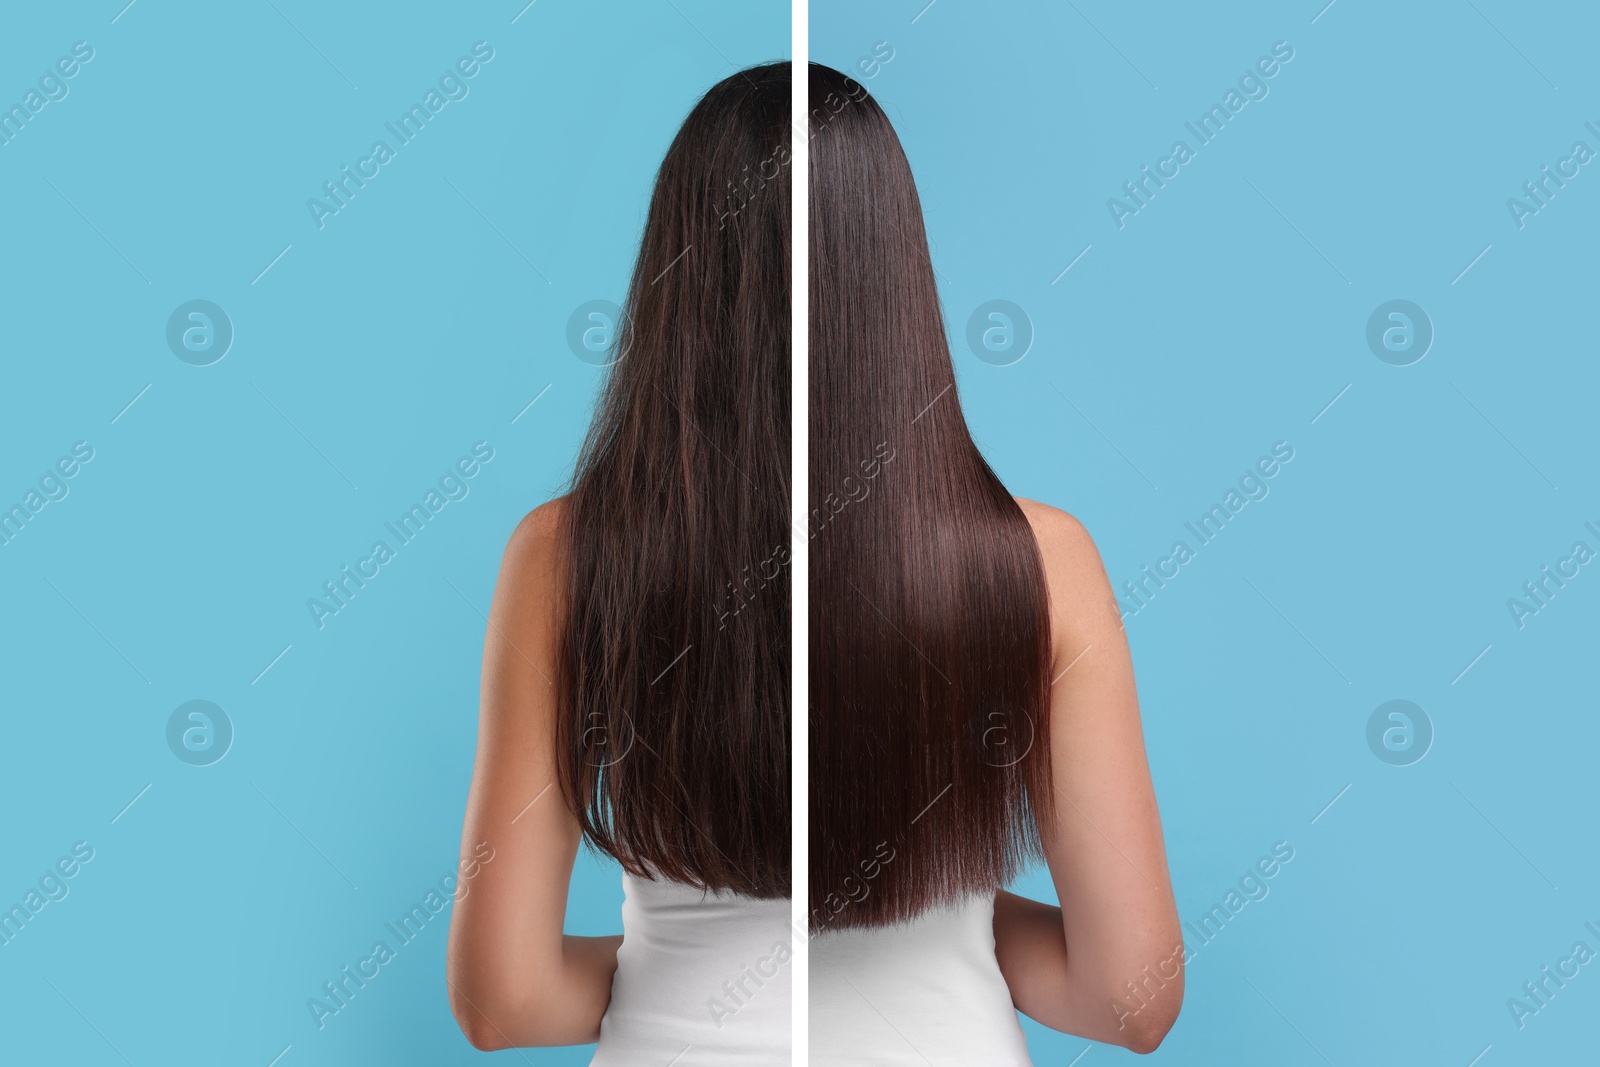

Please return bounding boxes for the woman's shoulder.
[503,495,572,570]
[1012,497,1102,578]
[512,494,571,543]
[1012,496,1120,638]
[494,496,571,626]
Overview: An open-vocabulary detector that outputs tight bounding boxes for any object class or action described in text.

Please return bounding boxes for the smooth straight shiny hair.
[557,62,790,899]
[809,62,1053,929]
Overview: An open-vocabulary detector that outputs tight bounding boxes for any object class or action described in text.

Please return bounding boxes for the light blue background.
[815,1,1600,1064]
[0,2,786,1064]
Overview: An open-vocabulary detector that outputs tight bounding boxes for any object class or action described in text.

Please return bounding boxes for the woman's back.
[806,57,1182,1056]
[593,873,791,1066]
[447,60,792,1056]
[805,502,1074,1067]
[810,893,1031,1066]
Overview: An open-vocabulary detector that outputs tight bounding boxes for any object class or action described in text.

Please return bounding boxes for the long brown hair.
[557,62,790,898]
[808,62,1053,929]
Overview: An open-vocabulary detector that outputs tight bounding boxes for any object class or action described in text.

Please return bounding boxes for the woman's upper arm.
[446,500,609,1047]
[1010,498,1184,1048]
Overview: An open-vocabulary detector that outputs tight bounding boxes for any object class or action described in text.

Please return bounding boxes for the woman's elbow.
[448,967,580,1050]
[456,1014,512,1052]
[1114,971,1184,1054]
[1121,1013,1176,1055]
[447,952,547,1052]
[448,979,518,1051]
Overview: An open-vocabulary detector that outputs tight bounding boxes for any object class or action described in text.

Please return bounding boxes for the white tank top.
[810,893,1033,1065]
[590,872,792,1066]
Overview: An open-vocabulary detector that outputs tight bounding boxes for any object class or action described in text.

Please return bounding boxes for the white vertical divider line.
[790,7,810,1065]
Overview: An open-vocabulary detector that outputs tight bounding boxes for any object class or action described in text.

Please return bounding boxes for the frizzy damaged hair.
[808,62,1053,930]
[555,62,790,898]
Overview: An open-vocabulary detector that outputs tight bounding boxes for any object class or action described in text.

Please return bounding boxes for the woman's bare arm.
[993,499,1184,1053]
[446,499,622,1050]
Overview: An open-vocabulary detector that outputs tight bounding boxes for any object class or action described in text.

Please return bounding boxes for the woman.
[808,62,1183,1062]
[447,62,791,1064]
